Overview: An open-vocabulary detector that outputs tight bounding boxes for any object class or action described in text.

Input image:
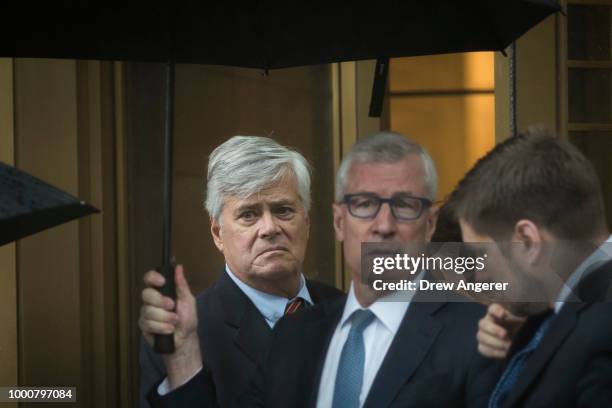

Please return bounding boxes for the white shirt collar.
[339,281,412,335]
[554,234,612,313]
[225,264,313,327]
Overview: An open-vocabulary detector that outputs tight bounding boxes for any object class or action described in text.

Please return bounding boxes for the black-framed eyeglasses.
[342,193,432,221]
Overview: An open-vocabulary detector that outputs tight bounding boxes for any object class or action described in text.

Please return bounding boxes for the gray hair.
[205,136,311,221]
[335,132,438,201]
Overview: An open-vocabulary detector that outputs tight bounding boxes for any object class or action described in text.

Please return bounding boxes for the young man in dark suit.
[138,136,342,407]
[450,130,612,407]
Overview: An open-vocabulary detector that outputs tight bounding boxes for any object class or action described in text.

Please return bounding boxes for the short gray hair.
[335,132,438,201]
[205,136,311,221]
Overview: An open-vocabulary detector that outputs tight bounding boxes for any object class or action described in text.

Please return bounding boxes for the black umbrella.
[0,162,99,246]
[3,1,559,68]
[1,0,561,352]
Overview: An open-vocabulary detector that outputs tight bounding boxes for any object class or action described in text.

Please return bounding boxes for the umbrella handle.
[154,262,176,354]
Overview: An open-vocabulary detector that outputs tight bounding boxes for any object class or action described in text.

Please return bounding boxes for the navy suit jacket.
[140,271,343,408]
[153,293,501,408]
[499,260,612,407]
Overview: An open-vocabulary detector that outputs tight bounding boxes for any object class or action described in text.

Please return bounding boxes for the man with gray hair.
[139,136,342,407]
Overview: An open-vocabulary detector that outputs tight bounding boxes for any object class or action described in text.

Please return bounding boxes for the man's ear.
[210,216,224,252]
[332,202,345,242]
[513,219,543,264]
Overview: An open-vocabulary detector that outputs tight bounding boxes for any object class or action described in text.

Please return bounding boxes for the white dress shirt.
[316,280,418,408]
[554,235,612,313]
[158,265,312,395]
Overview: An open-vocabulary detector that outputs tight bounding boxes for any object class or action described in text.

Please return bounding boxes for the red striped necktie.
[284,297,306,315]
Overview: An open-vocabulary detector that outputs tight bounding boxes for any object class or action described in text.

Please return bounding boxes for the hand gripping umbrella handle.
[155,261,176,354]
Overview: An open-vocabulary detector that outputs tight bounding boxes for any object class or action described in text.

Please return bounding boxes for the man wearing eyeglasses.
[271,132,499,407]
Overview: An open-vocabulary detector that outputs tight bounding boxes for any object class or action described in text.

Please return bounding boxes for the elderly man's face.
[333,155,437,281]
[211,176,309,292]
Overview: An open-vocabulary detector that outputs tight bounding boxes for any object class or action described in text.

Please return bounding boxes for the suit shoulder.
[577,302,612,337]
[581,301,612,317]
[193,274,240,323]
[274,295,345,334]
[438,300,486,315]
[435,301,487,325]
[194,271,241,308]
[306,279,344,302]
[195,285,217,309]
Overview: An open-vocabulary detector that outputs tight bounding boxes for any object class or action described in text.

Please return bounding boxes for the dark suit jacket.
[577,351,612,406]
[499,260,612,408]
[250,296,499,408]
[159,294,500,408]
[140,271,343,408]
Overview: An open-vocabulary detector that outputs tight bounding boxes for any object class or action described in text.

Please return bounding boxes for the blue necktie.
[488,313,555,408]
[332,309,376,408]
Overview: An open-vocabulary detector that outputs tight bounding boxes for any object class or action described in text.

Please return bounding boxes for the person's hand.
[476,304,526,359]
[138,265,202,389]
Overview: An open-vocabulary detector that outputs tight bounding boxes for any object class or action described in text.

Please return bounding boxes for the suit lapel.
[214,271,273,365]
[305,298,346,408]
[233,305,272,365]
[503,303,586,407]
[363,301,444,408]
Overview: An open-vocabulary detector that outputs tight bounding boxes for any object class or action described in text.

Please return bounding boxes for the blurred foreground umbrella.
[0,162,99,246]
[0,0,561,351]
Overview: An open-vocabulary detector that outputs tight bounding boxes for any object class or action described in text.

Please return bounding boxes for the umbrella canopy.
[2,1,560,68]
[0,162,99,246]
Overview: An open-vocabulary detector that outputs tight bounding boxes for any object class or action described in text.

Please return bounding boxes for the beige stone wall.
[1,59,126,408]
[388,52,495,201]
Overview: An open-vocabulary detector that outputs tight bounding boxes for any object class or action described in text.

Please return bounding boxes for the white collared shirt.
[554,235,612,313]
[315,280,416,408]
